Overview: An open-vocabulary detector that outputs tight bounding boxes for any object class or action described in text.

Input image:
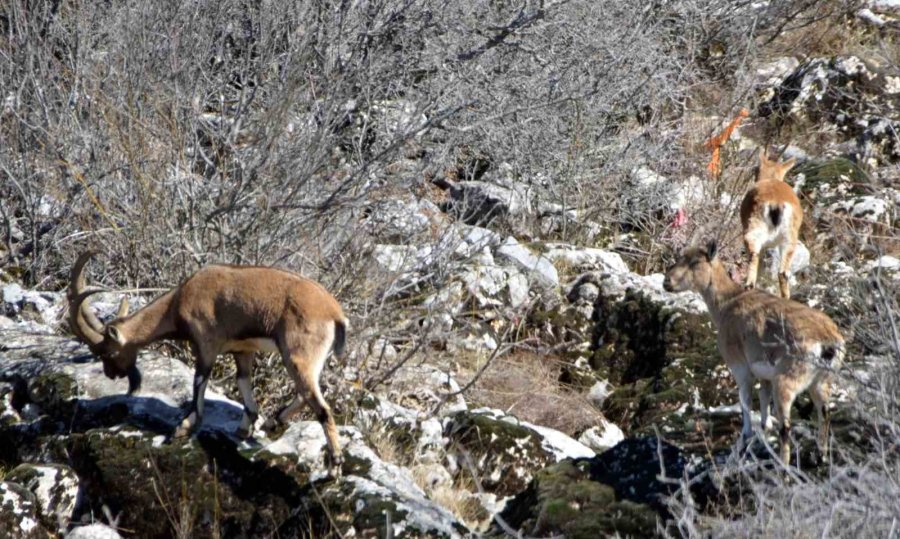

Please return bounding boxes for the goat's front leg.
[174,342,216,438]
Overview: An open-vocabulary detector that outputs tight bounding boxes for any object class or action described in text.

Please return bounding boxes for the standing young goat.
[664,241,844,463]
[68,252,349,474]
[740,150,802,298]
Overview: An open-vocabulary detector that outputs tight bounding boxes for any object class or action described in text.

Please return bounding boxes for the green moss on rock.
[444,410,554,496]
[62,428,336,538]
[28,371,78,417]
[591,289,735,451]
[493,459,658,538]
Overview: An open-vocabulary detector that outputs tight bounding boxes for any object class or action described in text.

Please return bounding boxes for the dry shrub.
[764,4,893,62]
[410,466,490,531]
[466,352,604,436]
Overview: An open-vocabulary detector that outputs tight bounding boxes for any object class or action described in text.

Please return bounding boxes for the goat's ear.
[782,157,797,172]
[107,325,126,346]
[759,148,769,163]
[705,239,718,261]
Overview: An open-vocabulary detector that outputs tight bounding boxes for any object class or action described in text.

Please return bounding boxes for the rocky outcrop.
[0,329,471,538]
[760,56,900,164]
[492,436,697,538]
[443,408,594,497]
[4,464,79,535]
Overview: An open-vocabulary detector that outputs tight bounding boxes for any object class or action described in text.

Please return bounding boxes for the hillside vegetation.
[1,0,899,537]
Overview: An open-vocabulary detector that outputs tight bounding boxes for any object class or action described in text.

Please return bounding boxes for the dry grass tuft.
[465,351,604,436]
[410,464,491,531]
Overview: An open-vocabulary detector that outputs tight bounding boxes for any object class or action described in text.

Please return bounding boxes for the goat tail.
[824,340,846,369]
[766,203,783,228]
[333,318,348,358]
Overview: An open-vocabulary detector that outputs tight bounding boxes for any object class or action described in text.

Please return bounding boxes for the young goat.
[68,252,348,474]
[664,241,844,463]
[740,150,802,298]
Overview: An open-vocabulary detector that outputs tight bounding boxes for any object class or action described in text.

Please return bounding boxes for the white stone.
[829,195,889,222]
[66,524,124,538]
[543,245,629,273]
[495,237,559,290]
[587,380,611,407]
[755,57,800,87]
[766,241,810,277]
[2,283,24,305]
[372,244,421,274]
[469,408,595,461]
[578,421,625,453]
[261,422,467,537]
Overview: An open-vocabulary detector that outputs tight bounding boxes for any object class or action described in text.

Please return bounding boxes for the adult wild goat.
[740,150,802,298]
[664,241,844,463]
[68,252,348,473]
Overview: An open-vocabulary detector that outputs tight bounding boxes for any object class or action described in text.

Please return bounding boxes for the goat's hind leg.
[759,380,772,434]
[773,379,798,464]
[744,237,762,290]
[295,362,343,475]
[278,339,343,476]
[810,378,832,460]
[235,352,259,439]
[777,241,796,299]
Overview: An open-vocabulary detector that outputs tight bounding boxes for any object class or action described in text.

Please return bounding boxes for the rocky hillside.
[2,0,899,537]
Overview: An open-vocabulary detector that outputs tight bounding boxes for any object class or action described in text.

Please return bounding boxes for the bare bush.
[0,0,779,387]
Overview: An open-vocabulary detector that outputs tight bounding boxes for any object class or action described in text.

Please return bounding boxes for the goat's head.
[757,149,796,182]
[663,240,718,293]
[68,252,140,388]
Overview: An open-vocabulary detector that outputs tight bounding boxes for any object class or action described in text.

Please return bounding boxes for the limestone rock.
[577,421,625,454]
[443,408,593,496]
[447,181,532,227]
[0,481,47,538]
[760,56,900,163]
[66,524,123,539]
[5,464,79,534]
[495,237,559,291]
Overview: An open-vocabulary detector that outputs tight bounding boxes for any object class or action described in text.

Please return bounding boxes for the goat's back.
[718,290,843,357]
[173,265,344,337]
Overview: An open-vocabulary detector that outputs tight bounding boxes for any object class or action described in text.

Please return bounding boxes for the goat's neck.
[699,263,745,326]
[118,290,178,347]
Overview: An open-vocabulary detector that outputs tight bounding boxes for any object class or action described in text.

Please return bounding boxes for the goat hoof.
[235,426,252,440]
[173,422,195,439]
[327,454,344,478]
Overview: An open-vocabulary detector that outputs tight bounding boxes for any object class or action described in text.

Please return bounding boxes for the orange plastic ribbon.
[704,108,749,178]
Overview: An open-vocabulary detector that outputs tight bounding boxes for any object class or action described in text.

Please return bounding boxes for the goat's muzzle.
[102,361,127,380]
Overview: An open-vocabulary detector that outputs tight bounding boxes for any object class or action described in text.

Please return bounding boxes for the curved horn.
[70,251,106,333]
[68,251,105,348]
[117,297,130,319]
